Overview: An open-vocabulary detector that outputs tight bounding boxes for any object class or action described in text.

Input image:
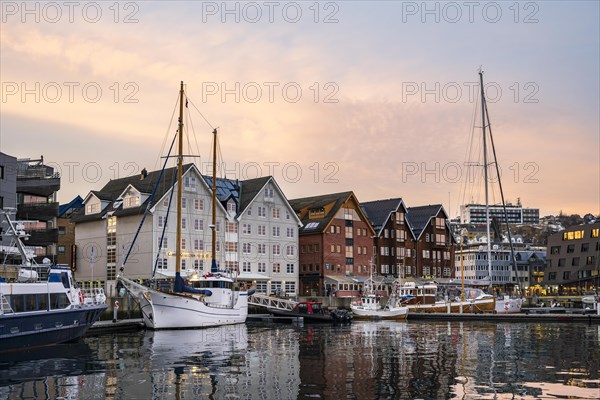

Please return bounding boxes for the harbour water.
[1,321,598,399]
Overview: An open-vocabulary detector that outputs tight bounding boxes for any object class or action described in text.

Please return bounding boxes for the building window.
[285,281,295,294]
[226,221,237,233]
[286,263,294,273]
[286,245,295,256]
[272,244,280,256]
[550,246,560,255]
[181,218,186,229]
[86,203,100,214]
[258,262,266,273]
[242,262,251,272]
[272,226,280,237]
[58,245,65,254]
[567,245,575,253]
[194,198,203,210]
[273,263,281,273]
[58,226,66,235]
[256,281,267,293]
[558,258,565,267]
[258,225,266,236]
[571,257,579,266]
[194,219,203,231]
[563,271,570,280]
[286,227,294,238]
[157,258,168,270]
[194,260,203,270]
[548,272,556,281]
[258,206,266,217]
[227,201,236,213]
[123,195,140,208]
[272,208,280,219]
[181,197,187,209]
[264,187,274,199]
[258,244,266,255]
[243,224,252,234]
[581,243,589,252]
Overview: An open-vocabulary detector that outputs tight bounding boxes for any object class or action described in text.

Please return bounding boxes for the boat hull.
[0,304,107,353]
[140,289,249,329]
[351,306,408,320]
[268,308,334,322]
[407,297,495,314]
[495,297,523,314]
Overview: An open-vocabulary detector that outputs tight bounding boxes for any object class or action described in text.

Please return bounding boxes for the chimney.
[140,168,148,180]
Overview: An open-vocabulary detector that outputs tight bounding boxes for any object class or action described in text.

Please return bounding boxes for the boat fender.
[79,291,85,303]
[504,302,509,311]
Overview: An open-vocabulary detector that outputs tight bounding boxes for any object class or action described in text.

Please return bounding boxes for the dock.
[87,318,145,335]
[407,312,600,323]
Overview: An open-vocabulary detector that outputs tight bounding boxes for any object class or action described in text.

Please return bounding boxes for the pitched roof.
[238,176,271,214]
[289,191,372,235]
[406,204,447,239]
[361,198,406,236]
[73,164,195,223]
[58,195,83,217]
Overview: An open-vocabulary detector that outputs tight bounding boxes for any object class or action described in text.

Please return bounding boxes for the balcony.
[17,175,60,197]
[25,229,59,246]
[17,202,59,221]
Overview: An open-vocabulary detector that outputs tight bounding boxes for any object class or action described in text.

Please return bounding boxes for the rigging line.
[186,97,215,130]
[484,99,522,295]
[184,105,194,159]
[153,162,178,279]
[460,90,481,210]
[154,93,181,171]
[122,131,178,271]
[185,94,203,164]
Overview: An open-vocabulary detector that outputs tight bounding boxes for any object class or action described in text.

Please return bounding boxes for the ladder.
[0,293,14,315]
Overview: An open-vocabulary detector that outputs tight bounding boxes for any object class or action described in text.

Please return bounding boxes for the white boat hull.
[495,297,523,314]
[139,289,249,329]
[351,305,408,320]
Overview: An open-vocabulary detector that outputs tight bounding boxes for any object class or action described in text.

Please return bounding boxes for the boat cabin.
[294,302,325,315]
[398,282,438,305]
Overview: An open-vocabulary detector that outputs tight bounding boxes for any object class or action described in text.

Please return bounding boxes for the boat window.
[297,304,308,314]
[50,293,70,309]
[37,294,48,311]
[10,295,24,312]
[311,304,324,314]
[61,272,70,289]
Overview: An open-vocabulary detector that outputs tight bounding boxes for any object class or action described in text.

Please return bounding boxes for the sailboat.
[118,82,254,329]
[461,71,523,314]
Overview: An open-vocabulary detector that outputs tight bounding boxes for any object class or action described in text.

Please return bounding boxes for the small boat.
[351,294,408,320]
[268,301,352,323]
[0,210,107,353]
[350,270,408,320]
[119,82,253,329]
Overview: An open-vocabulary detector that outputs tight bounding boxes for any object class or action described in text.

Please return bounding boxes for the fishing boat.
[0,210,107,352]
[351,267,408,320]
[118,82,254,329]
[269,301,352,322]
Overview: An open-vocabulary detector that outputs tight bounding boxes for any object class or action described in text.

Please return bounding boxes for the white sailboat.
[119,82,254,329]
[467,71,523,313]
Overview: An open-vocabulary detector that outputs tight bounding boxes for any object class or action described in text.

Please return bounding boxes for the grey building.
[0,152,18,249]
[544,222,600,293]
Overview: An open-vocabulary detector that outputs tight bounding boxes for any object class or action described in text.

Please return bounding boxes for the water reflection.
[0,321,598,399]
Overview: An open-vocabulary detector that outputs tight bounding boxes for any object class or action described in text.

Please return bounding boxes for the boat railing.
[248,293,297,311]
[0,264,50,282]
[81,288,107,305]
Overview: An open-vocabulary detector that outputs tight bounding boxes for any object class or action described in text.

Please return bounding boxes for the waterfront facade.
[361,198,415,278]
[290,192,376,297]
[543,222,600,293]
[73,164,300,297]
[407,205,455,279]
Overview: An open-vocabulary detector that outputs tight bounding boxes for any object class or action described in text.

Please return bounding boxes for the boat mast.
[479,71,493,293]
[211,128,218,273]
[175,81,184,292]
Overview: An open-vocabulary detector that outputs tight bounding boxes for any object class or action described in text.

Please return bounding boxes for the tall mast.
[211,128,218,272]
[479,71,493,292]
[174,81,184,291]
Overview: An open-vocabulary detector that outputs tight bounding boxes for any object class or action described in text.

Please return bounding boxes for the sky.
[1,1,599,218]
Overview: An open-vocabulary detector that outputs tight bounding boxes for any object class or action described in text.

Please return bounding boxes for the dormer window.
[123,188,140,208]
[309,208,325,218]
[227,200,236,214]
[264,187,274,199]
[86,203,99,214]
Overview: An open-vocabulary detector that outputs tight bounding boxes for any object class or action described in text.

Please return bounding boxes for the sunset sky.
[1,1,598,218]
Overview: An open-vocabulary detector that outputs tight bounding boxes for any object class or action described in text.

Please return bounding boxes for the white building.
[454,243,527,288]
[460,203,539,225]
[73,164,300,297]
